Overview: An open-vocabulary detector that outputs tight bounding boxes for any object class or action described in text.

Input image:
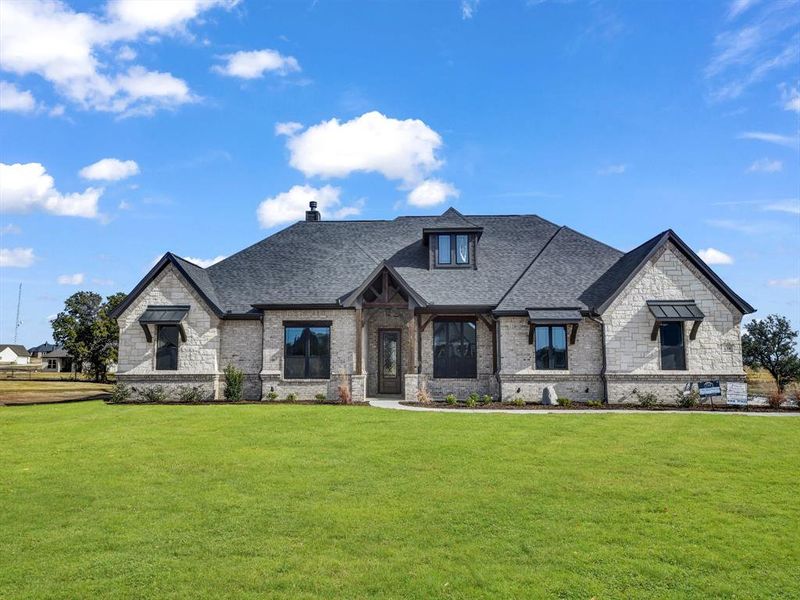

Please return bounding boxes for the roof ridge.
[591,229,754,315]
[207,221,303,271]
[352,239,381,264]
[172,254,206,270]
[495,225,565,309]
[560,225,623,254]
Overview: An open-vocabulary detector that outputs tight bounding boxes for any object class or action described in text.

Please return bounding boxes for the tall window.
[156,325,179,370]
[659,322,686,370]
[433,319,477,378]
[284,324,331,379]
[436,234,470,267]
[534,325,568,370]
[437,235,451,265]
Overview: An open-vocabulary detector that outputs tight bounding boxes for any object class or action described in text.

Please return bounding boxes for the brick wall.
[260,308,358,401]
[219,319,262,399]
[497,316,603,402]
[417,317,497,400]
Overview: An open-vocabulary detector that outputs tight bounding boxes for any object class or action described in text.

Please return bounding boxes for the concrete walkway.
[367,399,800,416]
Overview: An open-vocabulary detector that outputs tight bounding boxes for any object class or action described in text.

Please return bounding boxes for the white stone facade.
[602,243,745,403]
[117,265,221,400]
[115,242,747,405]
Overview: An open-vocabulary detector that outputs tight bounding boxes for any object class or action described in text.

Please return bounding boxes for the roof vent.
[305,201,321,222]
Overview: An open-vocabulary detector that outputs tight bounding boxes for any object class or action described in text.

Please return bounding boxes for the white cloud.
[48,104,65,117]
[697,247,734,265]
[0,0,233,116]
[57,273,85,285]
[0,247,36,268]
[0,162,103,218]
[768,277,800,288]
[780,83,800,112]
[275,121,303,136]
[728,0,760,20]
[213,49,300,79]
[117,45,136,61]
[746,157,783,173]
[597,163,627,175]
[1,223,21,235]
[182,255,227,268]
[737,131,798,148]
[763,200,800,215]
[106,0,239,35]
[0,81,36,112]
[407,179,460,207]
[706,219,777,235]
[461,0,479,19]
[79,158,140,181]
[281,111,444,185]
[705,1,799,102]
[256,184,362,228]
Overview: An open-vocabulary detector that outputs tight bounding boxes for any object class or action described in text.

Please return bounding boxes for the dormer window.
[423,207,484,270]
[435,233,471,267]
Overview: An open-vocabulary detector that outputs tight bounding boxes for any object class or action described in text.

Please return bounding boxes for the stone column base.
[350,374,367,403]
[404,373,420,402]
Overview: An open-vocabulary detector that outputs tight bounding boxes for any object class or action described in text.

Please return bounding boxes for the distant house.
[28,342,74,372]
[28,342,57,359]
[0,344,31,366]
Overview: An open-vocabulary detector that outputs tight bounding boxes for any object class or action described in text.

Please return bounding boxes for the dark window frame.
[432,318,478,379]
[435,233,471,268]
[156,324,179,371]
[659,321,687,371]
[283,322,331,380]
[534,325,569,370]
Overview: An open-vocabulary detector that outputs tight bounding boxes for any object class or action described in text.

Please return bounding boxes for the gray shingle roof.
[207,213,564,311]
[495,226,623,312]
[44,347,70,358]
[28,342,57,354]
[113,208,754,319]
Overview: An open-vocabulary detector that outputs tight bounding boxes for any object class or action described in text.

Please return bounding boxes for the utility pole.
[14,283,22,343]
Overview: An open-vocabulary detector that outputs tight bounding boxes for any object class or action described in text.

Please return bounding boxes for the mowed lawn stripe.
[1,402,798,599]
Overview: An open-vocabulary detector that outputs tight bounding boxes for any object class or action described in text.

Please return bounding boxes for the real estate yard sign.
[726,381,748,406]
[698,380,721,397]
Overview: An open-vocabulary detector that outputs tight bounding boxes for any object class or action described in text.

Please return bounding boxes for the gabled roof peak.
[429,206,481,229]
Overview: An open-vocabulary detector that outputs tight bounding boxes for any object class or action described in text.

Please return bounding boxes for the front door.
[378,329,401,395]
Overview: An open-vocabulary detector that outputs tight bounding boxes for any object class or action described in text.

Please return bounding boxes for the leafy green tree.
[52,291,127,382]
[742,314,800,393]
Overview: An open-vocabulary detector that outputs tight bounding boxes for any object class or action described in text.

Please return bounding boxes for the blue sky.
[1,0,798,346]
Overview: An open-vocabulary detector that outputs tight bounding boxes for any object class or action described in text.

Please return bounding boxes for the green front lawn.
[1,402,798,599]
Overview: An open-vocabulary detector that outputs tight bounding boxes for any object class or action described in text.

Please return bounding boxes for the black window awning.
[526,308,582,324]
[138,305,189,342]
[647,300,704,340]
[527,308,582,345]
